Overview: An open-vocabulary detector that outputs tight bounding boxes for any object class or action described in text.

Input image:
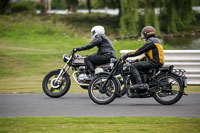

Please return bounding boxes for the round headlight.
[63,54,69,62]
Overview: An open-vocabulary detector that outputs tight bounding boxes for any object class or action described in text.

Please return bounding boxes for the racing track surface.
[0,93,199,117]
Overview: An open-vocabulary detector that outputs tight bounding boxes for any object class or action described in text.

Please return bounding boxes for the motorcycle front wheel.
[88,74,119,105]
[42,69,71,98]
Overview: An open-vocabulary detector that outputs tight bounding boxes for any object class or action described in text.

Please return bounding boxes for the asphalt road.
[0,93,200,117]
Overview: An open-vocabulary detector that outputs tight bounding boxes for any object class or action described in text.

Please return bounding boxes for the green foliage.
[51,0,67,9]
[9,1,37,14]
[91,0,119,9]
[160,0,196,33]
[120,0,196,36]
[120,0,140,38]
[143,0,160,35]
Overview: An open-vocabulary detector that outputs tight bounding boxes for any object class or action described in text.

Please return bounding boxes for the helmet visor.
[141,32,144,39]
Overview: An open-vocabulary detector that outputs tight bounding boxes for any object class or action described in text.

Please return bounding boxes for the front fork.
[54,63,70,83]
[99,60,120,92]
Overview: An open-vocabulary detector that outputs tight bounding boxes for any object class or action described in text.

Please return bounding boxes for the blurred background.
[0,0,200,93]
[1,0,200,49]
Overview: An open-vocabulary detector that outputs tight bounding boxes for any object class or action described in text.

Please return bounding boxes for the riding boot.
[129,65,149,91]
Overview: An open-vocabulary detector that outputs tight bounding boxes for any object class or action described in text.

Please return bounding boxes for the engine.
[77,66,88,82]
[78,73,88,82]
[77,66,104,83]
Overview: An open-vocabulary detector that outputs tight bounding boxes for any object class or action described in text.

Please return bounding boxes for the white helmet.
[91,26,105,39]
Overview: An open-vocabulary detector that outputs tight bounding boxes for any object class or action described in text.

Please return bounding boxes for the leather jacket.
[127,37,164,66]
[76,34,116,58]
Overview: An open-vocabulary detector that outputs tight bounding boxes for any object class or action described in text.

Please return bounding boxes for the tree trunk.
[66,0,78,12]
[117,0,121,21]
[40,0,49,14]
[0,0,10,14]
[87,0,91,14]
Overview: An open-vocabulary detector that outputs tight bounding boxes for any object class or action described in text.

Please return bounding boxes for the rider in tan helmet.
[122,26,164,92]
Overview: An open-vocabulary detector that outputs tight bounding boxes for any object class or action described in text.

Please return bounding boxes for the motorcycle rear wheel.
[153,73,184,105]
[42,69,71,98]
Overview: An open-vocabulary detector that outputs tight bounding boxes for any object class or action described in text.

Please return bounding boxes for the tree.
[66,0,78,12]
[40,0,50,14]
[160,0,195,33]
[87,0,91,13]
[143,0,160,35]
[120,0,139,38]
[51,0,67,10]
[0,0,10,14]
[91,0,121,20]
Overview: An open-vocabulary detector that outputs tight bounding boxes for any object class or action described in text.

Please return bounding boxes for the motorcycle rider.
[122,26,164,92]
[73,26,116,76]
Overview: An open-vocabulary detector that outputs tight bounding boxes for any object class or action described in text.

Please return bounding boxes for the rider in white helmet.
[74,26,116,75]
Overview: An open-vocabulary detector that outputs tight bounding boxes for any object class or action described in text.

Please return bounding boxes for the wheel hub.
[50,78,60,88]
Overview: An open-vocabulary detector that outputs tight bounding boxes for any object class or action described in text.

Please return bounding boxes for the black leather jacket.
[76,34,116,58]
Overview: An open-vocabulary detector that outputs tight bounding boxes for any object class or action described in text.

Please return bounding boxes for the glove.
[73,48,79,53]
[73,48,77,53]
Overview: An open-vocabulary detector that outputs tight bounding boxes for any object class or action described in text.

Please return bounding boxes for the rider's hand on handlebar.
[122,53,130,60]
[73,48,78,53]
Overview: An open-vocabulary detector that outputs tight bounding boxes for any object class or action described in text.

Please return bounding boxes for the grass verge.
[0,117,200,133]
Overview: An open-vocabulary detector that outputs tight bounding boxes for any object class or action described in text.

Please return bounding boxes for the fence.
[120,50,200,85]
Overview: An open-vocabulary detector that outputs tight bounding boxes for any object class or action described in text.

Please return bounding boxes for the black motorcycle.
[88,57,187,105]
[42,50,111,98]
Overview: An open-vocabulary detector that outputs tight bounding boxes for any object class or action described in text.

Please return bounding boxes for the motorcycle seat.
[159,65,174,72]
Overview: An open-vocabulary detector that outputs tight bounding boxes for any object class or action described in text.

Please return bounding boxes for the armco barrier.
[120,50,200,85]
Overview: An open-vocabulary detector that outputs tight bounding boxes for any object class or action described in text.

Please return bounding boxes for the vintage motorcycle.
[42,50,111,98]
[88,57,187,105]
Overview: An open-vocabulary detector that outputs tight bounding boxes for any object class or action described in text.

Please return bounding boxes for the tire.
[42,69,71,98]
[88,74,119,105]
[153,73,184,105]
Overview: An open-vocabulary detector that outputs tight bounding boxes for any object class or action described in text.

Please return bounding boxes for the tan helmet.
[141,26,156,39]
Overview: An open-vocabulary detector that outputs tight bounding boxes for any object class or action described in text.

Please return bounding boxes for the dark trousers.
[129,60,161,83]
[84,53,113,73]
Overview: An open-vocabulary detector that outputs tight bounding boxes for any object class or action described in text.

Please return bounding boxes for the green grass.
[0,14,198,94]
[0,117,199,133]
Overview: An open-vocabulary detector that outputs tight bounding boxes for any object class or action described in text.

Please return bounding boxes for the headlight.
[63,54,70,63]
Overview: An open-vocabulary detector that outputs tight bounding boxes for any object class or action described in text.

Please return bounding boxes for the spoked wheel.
[153,73,184,105]
[42,69,71,98]
[88,74,119,105]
